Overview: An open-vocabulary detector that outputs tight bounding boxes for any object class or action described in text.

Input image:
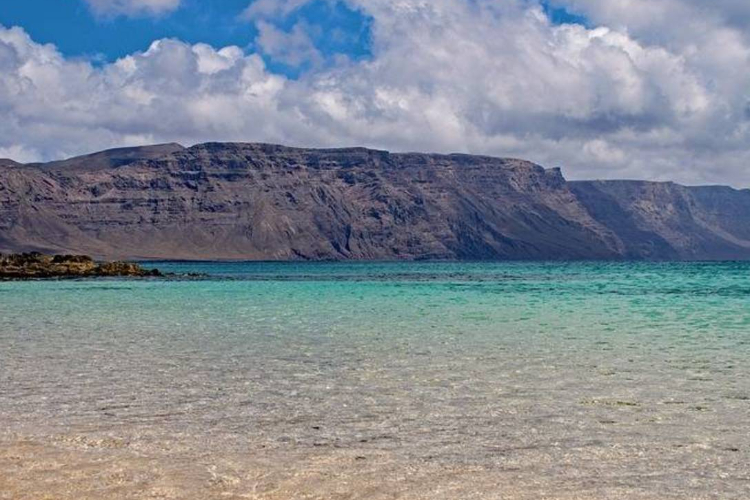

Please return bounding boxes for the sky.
[1,0,750,186]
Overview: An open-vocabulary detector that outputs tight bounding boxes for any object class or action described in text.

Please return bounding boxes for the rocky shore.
[0,253,162,279]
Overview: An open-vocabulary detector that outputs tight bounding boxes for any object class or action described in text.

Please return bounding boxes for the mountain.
[28,143,185,172]
[571,181,750,260]
[1,142,749,260]
[0,159,22,168]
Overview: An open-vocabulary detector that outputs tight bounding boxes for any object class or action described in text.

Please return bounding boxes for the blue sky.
[541,1,587,26]
[0,0,373,75]
[0,0,579,75]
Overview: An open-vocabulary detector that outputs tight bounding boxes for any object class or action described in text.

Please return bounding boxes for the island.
[3,142,750,262]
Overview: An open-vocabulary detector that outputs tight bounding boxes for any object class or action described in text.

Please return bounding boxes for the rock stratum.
[1,142,749,261]
[0,253,161,279]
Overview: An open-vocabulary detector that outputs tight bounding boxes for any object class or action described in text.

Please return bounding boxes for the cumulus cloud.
[241,0,312,20]
[84,0,181,17]
[255,21,323,67]
[1,0,750,186]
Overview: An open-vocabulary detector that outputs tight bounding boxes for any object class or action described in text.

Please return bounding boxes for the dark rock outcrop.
[0,159,22,168]
[0,252,161,278]
[1,142,749,261]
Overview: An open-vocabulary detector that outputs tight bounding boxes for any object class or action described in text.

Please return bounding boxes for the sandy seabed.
[1,430,740,500]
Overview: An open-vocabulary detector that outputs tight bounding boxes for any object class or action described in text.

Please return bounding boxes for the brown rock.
[0,253,161,279]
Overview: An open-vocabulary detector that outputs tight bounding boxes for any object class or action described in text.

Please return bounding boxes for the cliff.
[571,181,750,260]
[1,142,748,261]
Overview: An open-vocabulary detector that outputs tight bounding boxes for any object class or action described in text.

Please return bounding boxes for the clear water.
[1,262,750,499]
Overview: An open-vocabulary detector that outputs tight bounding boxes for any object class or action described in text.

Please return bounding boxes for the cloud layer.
[84,0,181,17]
[1,0,750,186]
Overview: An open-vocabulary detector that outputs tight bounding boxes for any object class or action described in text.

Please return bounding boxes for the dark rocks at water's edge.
[0,253,162,279]
[1,142,750,261]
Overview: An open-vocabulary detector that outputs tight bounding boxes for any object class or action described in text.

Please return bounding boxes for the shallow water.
[1,261,749,499]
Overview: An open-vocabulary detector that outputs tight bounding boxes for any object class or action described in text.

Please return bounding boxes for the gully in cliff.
[0,252,162,279]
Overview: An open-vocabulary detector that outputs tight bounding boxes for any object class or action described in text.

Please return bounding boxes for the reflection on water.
[1,262,749,499]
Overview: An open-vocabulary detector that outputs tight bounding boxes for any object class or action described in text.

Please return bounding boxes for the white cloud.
[0,144,40,164]
[2,0,750,186]
[255,21,323,67]
[241,0,312,20]
[84,0,181,17]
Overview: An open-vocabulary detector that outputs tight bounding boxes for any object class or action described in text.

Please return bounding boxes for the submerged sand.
[1,424,746,500]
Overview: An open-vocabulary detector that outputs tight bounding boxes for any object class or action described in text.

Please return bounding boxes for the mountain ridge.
[1,142,749,261]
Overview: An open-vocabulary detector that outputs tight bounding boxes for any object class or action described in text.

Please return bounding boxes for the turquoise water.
[2,262,750,498]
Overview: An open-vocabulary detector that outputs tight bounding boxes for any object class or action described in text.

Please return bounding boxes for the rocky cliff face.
[1,142,749,260]
[570,181,750,260]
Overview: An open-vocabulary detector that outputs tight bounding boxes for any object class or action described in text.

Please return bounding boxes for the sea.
[1,261,749,499]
